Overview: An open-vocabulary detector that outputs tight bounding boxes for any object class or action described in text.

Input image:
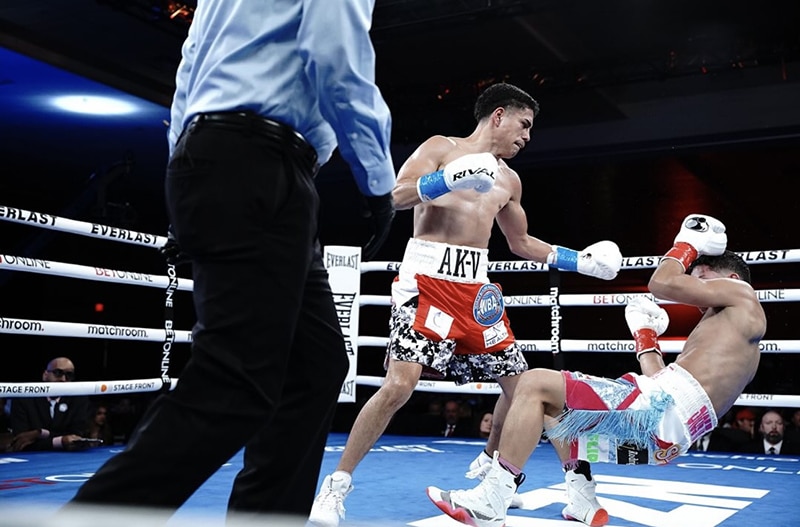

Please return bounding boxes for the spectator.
[701,407,759,452]
[785,408,800,443]
[0,397,11,432]
[745,409,800,455]
[84,402,114,447]
[475,411,493,439]
[732,408,757,436]
[398,396,445,437]
[0,397,11,451]
[8,357,91,452]
[107,396,147,445]
[438,399,473,438]
[690,423,744,452]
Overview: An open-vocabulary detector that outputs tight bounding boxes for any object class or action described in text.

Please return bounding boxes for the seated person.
[475,411,493,439]
[9,357,92,451]
[0,397,11,451]
[743,409,800,455]
[83,401,114,447]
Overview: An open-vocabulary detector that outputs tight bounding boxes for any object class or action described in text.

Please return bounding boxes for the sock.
[497,455,522,477]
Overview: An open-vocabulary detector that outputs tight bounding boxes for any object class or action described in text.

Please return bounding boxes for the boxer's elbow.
[648,273,678,301]
[648,260,685,300]
[391,182,420,210]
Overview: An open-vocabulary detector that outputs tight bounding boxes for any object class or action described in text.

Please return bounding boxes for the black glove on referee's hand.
[361,192,395,261]
[159,225,188,266]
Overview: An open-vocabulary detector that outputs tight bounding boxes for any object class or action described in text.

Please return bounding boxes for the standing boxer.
[311,82,622,527]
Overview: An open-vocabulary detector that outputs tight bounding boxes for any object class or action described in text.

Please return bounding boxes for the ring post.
[324,246,362,403]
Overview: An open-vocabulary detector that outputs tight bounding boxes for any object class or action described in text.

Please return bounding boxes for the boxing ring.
[1,205,799,527]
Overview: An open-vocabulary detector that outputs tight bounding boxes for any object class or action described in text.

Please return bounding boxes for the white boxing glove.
[547,240,622,281]
[663,214,727,270]
[625,296,669,361]
[417,152,498,202]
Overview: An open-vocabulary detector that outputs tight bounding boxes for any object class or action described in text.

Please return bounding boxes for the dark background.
[1,1,798,403]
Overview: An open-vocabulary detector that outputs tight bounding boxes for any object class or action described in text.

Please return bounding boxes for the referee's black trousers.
[71,114,349,518]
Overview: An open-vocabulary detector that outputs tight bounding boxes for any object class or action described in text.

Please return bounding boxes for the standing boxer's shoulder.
[497,163,522,189]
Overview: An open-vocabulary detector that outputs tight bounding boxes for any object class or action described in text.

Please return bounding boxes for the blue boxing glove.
[417,152,498,202]
[547,241,622,280]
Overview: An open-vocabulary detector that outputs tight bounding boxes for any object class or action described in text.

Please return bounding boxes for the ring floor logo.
[411,474,772,527]
[1,438,796,526]
[401,449,795,527]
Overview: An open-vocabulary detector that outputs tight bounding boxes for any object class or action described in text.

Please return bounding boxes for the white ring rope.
[362,249,800,273]
[0,254,194,291]
[361,289,800,307]
[357,336,800,354]
[2,206,798,406]
[0,205,168,248]
[353,375,800,409]
[0,378,178,398]
[0,316,192,342]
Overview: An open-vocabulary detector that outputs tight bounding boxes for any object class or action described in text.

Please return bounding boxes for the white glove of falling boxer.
[548,240,623,281]
[625,296,669,361]
[417,152,498,202]
[663,214,727,271]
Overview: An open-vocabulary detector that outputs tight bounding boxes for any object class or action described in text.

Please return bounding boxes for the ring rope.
[353,375,800,408]
[361,289,800,307]
[0,378,178,398]
[0,205,167,248]
[2,207,798,408]
[0,253,194,291]
[0,316,192,342]
[357,336,800,354]
[3,374,792,409]
[361,249,800,274]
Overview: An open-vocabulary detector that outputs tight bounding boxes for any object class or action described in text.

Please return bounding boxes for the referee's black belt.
[189,111,318,168]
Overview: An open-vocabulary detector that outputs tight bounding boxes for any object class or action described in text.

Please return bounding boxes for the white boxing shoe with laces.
[428,451,519,527]
[465,450,525,509]
[308,471,353,527]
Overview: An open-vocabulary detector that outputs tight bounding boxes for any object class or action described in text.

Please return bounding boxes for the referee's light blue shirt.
[168,0,395,196]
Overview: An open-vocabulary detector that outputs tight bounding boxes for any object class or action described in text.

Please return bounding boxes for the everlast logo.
[90,224,158,245]
[327,253,359,269]
[333,293,356,330]
[340,380,355,396]
[450,167,495,182]
[437,247,481,280]
[0,206,56,226]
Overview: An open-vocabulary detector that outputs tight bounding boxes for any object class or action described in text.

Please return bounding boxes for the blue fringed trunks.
[548,363,718,465]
